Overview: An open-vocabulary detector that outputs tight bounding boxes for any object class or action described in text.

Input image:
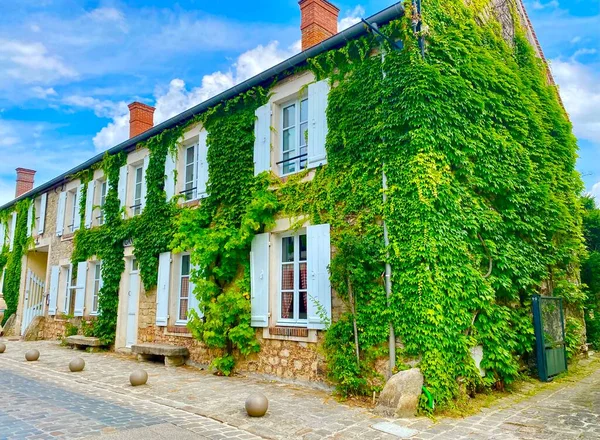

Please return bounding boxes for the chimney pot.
[128,102,155,139]
[15,168,36,198]
[299,0,340,51]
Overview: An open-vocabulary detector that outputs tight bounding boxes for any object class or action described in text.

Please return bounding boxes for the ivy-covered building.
[0,0,584,409]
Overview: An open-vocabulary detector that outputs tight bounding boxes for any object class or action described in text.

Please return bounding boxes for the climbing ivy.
[1,199,33,324]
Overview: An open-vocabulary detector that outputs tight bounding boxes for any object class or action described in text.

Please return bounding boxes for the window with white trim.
[279,231,308,325]
[64,264,77,315]
[132,166,143,216]
[98,180,109,225]
[280,98,309,175]
[91,262,102,314]
[177,254,191,323]
[183,145,197,201]
[68,189,79,233]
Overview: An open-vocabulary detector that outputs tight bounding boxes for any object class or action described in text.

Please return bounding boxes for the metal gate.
[21,269,46,335]
[532,294,567,381]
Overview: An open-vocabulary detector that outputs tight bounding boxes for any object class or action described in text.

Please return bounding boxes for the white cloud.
[0,39,77,84]
[92,39,301,151]
[551,59,600,144]
[590,182,600,207]
[531,0,559,10]
[63,95,127,119]
[339,6,365,31]
[31,86,57,99]
[572,48,597,60]
[30,24,41,33]
[87,7,128,32]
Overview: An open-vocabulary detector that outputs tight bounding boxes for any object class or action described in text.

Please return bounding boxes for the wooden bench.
[131,343,189,367]
[65,336,106,352]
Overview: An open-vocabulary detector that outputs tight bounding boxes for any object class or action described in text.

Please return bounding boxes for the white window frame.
[68,190,79,233]
[277,230,308,326]
[91,261,102,315]
[64,264,77,315]
[183,144,198,201]
[176,253,191,325]
[132,165,144,216]
[279,97,309,176]
[98,180,109,225]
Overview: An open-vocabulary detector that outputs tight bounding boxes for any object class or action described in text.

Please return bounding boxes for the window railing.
[276,153,308,166]
[180,187,197,201]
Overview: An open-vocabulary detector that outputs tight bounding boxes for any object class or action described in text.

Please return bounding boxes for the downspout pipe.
[0,3,405,212]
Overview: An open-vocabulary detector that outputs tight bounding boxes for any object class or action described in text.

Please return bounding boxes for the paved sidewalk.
[0,340,599,439]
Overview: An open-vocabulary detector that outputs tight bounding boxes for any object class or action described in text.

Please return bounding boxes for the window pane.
[282,237,294,262]
[179,298,189,321]
[300,99,308,123]
[186,146,195,165]
[299,122,308,148]
[181,255,190,276]
[95,264,101,279]
[299,291,307,320]
[299,262,307,290]
[283,127,295,152]
[281,292,294,319]
[299,234,307,261]
[281,264,294,290]
[136,166,143,184]
[283,104,295,128]
[132,259,138,271]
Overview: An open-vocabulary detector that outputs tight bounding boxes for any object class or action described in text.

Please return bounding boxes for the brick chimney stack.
[128,102,155,138]
[299,0,339,51]
[15,168,36,198]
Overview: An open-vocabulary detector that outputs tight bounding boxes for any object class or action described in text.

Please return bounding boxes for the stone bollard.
[0,342,6,353]
[25,349,40,361]
[245,393,269,417]
[130,369,148,386]
[69,357,85,372]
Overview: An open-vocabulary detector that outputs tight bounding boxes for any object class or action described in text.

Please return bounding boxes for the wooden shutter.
[253,103,271,175]
[9,212,17,251]
[117,165,128,211]
[26,204,33,237]
[38,193,47,235]
[84,181,96,228]
[73,185,83,231]
[48,265,60,316]
[307,223,331,330]
[197,131,209,198]
[156,252,171,326]
[164,152,176,201]
[307,79,330,169]
[141,155,150,211]
[250,233,270,327]
[74,261,87,317]
[56,191,66,236]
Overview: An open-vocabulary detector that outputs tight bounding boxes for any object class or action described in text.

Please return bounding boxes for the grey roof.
[0,2,404,212]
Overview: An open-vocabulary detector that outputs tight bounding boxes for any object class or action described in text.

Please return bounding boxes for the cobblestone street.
[0,340,599,439]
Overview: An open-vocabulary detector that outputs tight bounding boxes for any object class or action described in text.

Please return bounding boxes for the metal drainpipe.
[380,47,396,379]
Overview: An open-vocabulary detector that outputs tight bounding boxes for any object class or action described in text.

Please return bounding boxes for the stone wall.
[41,316,70,341]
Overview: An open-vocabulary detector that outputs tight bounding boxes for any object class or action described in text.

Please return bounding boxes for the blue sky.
[0,0,598,205]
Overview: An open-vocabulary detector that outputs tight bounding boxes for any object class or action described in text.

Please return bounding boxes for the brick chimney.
[15,168,36,198]
[299,0,339,51]
[128,102,155,138]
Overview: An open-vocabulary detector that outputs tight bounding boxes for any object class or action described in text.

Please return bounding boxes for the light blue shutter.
[85,181,95,228]
[250,233,269,327]
[141,155,150,211]
[307,224,331,329]
[164,152,176,201]
[118,165,128,211]
[56,191,66,236]
[9,212,17,251]
[73,185,83,231]
[254,103,271,175]
[38,193,47,235]
[48,266,60,316]
[74,261,87,317]
[188,262,203,318]
[307,79,330,169]
[197,131,209,198]
[0,222,5,248]
[26,204,33,237]
[156,252,171,326]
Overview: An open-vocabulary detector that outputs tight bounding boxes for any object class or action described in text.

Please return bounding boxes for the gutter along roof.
[0,2,404,212]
